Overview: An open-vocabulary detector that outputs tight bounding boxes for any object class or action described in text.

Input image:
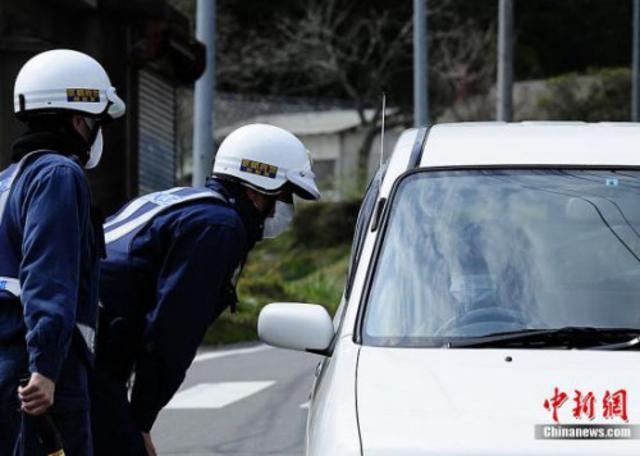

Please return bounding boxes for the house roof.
[213,92,384,138]
[216,108,379,137]
[216,92,350,121]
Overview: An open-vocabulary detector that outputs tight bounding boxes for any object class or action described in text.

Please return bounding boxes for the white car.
[259,122,640,455]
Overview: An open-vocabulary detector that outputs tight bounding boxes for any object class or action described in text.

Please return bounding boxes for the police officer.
[91,123,320,455]
[0,50,125,455]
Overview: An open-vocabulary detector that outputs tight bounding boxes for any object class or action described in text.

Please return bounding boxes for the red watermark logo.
[543,388,628,423]
[536,387,638,440]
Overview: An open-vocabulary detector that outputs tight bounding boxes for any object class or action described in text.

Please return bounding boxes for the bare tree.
[428,0,497,120]
[219,0,412,187]
[215,0,496,186]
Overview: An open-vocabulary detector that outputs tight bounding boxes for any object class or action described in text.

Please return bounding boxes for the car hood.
[357,346,640,455]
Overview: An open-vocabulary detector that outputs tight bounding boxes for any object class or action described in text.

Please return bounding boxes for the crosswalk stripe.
[193,345,271,363]
[166,381,275,409]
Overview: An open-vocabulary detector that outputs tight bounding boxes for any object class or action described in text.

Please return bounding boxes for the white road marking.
[299,401,310,409]
[193,344,271,363]
[166,381,276,409]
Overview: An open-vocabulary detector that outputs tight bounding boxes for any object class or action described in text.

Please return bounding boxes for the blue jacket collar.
[205,177,263,248]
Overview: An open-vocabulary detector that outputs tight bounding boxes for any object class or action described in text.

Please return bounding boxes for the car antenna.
[379,92,386,167]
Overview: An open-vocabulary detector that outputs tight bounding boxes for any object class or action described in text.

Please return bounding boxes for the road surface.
[153,343,321,455]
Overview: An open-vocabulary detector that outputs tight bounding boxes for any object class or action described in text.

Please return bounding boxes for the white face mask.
[449,273,497,308]
[85,127,103,169]
[263,201,294,239]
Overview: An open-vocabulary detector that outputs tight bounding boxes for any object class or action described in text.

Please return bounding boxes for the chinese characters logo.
[543,388,628,423]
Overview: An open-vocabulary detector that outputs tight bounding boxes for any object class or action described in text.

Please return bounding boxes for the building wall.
[303,128,401,201]
[334,130,360,200]
[297,133,339,198]
[301,128,402,201]
[0,0,202,215]
[367,128,402,177]
[302,134,340,161]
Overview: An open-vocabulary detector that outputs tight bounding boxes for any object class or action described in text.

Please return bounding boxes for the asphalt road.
[153,343,321,456]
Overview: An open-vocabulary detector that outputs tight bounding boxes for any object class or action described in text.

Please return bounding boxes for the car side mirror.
[258,303,334,355]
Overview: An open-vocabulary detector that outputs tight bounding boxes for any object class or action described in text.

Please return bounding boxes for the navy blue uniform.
[0,131,102,456]
[92,179,261,454]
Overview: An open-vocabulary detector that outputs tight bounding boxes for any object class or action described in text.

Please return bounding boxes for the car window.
[345,165,387,299]
[332,166,387,330]
[362,169,640,347]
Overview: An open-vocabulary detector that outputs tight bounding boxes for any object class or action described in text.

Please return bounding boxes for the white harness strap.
[76,322,96,354]
[0,277,21,297]
[0,151,45,223]
[0,169,20,223]
[104,189,227,245]
[104,187,186,230]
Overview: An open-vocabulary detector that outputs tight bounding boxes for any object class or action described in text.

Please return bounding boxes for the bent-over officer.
[91,123,320,455]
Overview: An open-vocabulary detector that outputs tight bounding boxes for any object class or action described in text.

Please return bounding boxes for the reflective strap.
[104,190,227,245]
[76,322,96,354]
[0,167,21,222]
[0,180,13,222]
[0,277,21,297]
[0,150,49,223]
[104,187,186,230]
[0,164,22,222]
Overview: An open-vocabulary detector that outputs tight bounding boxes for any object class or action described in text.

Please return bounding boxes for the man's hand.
[142,432,157,456]
[18,372,55,416]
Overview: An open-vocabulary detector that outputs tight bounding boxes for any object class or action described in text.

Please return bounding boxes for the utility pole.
[414,0,429,126]
[192,0,216,186]
[497,0,514,122]
[633,0,640,121]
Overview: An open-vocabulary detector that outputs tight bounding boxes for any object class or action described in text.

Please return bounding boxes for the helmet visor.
[286,168,320,200]
[105,87,126,119]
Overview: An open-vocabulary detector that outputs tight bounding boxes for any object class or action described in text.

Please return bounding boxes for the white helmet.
[213,124,320,200]
[13,49,126,120]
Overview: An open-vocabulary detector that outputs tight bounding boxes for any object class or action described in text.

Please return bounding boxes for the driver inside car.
[443,222,537,337]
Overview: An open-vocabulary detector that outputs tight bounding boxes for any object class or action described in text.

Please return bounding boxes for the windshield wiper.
[589,336,640,351]
[446,327,640,349]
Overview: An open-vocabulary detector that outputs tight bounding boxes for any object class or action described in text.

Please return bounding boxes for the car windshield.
[362,169,640,347]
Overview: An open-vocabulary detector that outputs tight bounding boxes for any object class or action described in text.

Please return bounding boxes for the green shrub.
[292,201,360,248]
[538,67,631,121]
[285,261,350,313]
[203,312,260,345]
[240,273,287,299]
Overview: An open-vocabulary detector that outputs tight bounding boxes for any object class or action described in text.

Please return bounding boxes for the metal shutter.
[137,69,176,194]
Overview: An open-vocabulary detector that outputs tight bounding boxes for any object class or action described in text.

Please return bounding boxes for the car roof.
[420,121,640,168]
[378,121,640,198]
